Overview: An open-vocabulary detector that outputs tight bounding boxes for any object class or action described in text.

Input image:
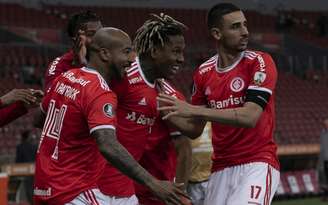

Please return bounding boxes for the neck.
[217,46,243,70]
[138,56,156,84]
[87,61,109,82]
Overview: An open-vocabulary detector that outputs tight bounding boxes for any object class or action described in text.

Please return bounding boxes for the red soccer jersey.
[44,50,79,91]
[191,50,279,173]
[98,58,183,201]
[34,67,117,205]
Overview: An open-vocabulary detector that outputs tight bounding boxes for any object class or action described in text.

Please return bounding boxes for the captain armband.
[245,89,271,110]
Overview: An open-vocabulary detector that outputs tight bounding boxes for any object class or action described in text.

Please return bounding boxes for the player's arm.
[92,128,187,205]
[158,52,277,128]
[159,97,263,127]
[164,112,206,139]
[155,79,206,139]
[0,89,43,127]
[173,135,192,190]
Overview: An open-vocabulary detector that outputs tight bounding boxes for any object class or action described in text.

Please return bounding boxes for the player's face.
[82,21,103,45]
[153,35,185,80]
[108,36,134,80]
[215,11,249,52]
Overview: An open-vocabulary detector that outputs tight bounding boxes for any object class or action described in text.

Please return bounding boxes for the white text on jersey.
[128,76,143,84]
[257,55,266,72]
[126,111,156,126]
[48,57,60,76]
[34,187,52,196]
[63,71,91,87]
[209,95,246,109]
[55,82,80,100]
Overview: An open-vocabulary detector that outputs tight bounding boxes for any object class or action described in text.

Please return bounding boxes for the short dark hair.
[207,3,241,30]
[134,13,187,55]
[67,10,101,38]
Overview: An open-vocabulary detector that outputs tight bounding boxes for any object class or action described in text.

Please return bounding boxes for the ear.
[99,49,110,62]
[210,27,222,41]
[150,46,159,59]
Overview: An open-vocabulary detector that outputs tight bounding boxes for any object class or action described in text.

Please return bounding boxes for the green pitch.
[272,198,326,205]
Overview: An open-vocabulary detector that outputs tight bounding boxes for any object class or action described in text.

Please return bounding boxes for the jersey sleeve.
[191,69,207,106]
[246,53,278,109]
[0,102,28,127]
[82,84,117,134]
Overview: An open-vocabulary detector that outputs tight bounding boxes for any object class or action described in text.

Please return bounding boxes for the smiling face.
[152,35,185,80]
[109,36,134,80]
[211,11,249,52]
[91,28,134,81]
[105,32,134,80]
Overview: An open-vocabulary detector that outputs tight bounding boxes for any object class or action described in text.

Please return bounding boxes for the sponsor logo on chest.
[209,95,246,109]
[126,111,156,126]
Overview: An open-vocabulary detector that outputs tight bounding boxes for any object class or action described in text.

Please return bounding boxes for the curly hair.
[134,13,187,55]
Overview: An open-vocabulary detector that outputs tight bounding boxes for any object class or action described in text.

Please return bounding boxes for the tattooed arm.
[92,128,188,205]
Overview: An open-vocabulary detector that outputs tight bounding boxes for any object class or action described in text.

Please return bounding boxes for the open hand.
[150,180,190,205]
[1,89,38,107]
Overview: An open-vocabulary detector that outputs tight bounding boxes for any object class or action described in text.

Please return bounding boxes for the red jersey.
[44,50,79,91]
[98,58,183,202]
[191,50,279,172]
[34,67,117,204]
[0,101,27,127]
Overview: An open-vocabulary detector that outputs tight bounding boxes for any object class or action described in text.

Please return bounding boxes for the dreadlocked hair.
[134,13,187,55]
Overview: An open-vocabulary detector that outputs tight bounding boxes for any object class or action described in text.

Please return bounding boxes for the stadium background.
[0,0,327,204]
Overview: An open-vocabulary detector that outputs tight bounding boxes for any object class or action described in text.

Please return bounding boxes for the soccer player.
[97,13,191,205]
[187,123,213,205]
[157,3,280,205]
[34,27,186,205]
[0,89,43,127]
[44,10,102,91]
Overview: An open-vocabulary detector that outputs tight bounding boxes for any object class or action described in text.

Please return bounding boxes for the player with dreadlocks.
[97,13,192,205]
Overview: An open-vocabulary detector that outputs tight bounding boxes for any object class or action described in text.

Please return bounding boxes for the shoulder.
[50,50,74,66]
[160,79,184,99]
[125,61,143,85]
[60,50,74,62]
[47,51,74,75]
[78,67,112,92]
[244,50,274,65]
[195,55,217,76]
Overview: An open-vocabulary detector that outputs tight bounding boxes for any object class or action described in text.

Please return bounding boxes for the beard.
[109,64,124,81]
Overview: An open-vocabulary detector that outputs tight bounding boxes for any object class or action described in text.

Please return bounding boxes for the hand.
[73,29,87,66]
[29,89,44,108]
[1,89,37,107]
[149,180,190,205]
[157,93,197,120]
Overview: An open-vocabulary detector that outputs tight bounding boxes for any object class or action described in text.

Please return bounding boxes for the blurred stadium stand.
[0,1,327,203]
